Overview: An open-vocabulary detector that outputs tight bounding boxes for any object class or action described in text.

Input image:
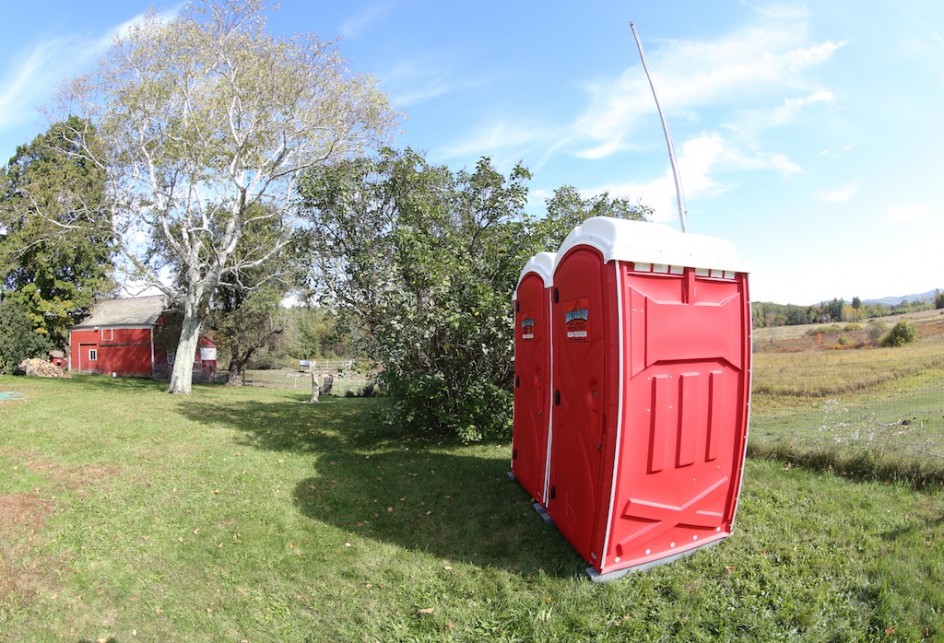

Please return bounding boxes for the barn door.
[547,248,608,562]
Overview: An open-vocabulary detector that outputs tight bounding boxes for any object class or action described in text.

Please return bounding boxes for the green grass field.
[2,324,943,641]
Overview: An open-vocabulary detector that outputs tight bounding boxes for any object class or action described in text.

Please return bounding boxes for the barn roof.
[72,295,168,328]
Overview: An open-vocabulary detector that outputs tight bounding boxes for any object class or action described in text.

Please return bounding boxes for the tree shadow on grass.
[176,395,583,577]
[64,374,170,393]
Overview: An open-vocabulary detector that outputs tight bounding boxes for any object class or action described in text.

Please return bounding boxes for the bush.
[867,319,887,341]
[881,320,917,347]
[299,150,649,442]
[0,298,55,374]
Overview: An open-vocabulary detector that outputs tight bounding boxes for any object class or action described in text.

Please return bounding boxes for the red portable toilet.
[545,217,751,581]
[511,252,556,508]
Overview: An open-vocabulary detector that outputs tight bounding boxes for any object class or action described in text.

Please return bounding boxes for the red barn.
[69,295,218,381]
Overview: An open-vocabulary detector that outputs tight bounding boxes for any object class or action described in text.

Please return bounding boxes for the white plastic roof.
[555,217,749,273]
[515,251,557,290]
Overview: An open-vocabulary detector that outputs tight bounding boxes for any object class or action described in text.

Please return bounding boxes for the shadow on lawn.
[176,395,582,577]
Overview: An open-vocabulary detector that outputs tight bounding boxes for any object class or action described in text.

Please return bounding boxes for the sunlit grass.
[1,374,943,640]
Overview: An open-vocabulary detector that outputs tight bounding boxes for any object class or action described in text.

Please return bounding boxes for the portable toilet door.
[544,238,621,563]
[546,217,752,580]
[511,252,556,507]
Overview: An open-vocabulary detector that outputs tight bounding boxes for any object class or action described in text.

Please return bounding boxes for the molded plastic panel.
[599,266,751,573]
[546,247,611,562]
[511,271,553,505]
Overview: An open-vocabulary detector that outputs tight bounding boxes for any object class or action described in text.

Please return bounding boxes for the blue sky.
[2,1,942,305]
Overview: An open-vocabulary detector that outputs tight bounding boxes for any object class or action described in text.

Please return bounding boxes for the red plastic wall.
[545,248,751,576]
[511,272,553,505]
[597,264,751,573]
[545,247,621,564]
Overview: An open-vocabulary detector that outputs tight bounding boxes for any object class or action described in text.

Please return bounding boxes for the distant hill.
[862,290,940,306]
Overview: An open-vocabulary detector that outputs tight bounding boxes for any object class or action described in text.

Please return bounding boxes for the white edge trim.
[730,286,753,528]
[599,260,625,571]
[542,282,555,506]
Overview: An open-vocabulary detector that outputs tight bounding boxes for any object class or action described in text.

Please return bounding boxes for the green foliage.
[0,117,114,346]
[203,210,303,382]
[0,297,54,373]
[881,319,917,347]
[532,184,650,250]
[935,290,944,309]
[300,149,650,441]
[300,150,530,440]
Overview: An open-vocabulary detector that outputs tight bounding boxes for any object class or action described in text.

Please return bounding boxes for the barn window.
[101,328,114,341]
[167,351,175,364]
[88,349,98,361]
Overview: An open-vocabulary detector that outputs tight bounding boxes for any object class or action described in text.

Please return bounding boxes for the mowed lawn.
[1,375,943,641]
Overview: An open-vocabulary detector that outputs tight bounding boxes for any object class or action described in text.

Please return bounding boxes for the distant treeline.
[752,292,944,328]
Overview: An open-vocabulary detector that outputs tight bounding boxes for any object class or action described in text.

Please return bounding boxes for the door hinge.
[554,390,560,406]
[550,486,556,500]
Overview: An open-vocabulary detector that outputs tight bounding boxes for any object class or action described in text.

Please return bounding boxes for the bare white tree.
[61,0,395,393]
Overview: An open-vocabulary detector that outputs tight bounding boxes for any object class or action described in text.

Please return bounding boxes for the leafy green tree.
[209,284,286,384]
[285,306,345,360]
[58,0,395,394]
[0,297,54,373]
[299,149,651,441]
[935,290,944,310]
[198,206,301,384]
[534,185,651,250]
[300,149,533,440]
[822,298,845,322]
[0,117,114,346]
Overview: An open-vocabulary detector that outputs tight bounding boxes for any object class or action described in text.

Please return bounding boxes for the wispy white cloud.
[0,35,82,132]
[815,181,859,203]
[0,7,180,137]
[887,203,930,223]
[578,132,802,222]
[438,119,550,160]
[768,90,835,125]
[570,12,845,160]
[816,142,856,157]
[382,57,493,107]
[340,1,398,39]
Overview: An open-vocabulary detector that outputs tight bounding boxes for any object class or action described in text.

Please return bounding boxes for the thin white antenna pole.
[630,21,688,232]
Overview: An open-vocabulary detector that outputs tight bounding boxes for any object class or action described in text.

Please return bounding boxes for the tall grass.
[750,323,944,487]
[752,339,944,397]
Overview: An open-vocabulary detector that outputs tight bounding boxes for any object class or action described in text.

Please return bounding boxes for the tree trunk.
[226,345,254,387]
[168,301,203,394]
[309,368,320,403]
[226,364,243,387]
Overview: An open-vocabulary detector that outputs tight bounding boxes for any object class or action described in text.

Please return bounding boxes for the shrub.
[867,319,887,341]
[881,320,917,347]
